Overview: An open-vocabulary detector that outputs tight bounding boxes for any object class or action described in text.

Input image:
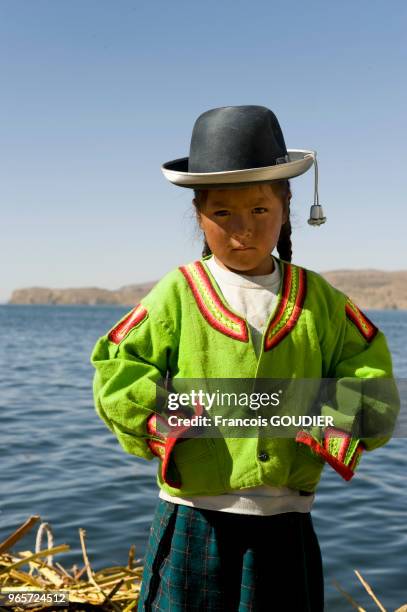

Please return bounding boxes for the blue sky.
[1,0,406,302]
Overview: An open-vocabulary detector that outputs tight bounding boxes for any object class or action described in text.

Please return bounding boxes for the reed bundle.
[0,515,142,611]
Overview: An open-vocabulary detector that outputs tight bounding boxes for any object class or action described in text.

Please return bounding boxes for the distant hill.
[8,283,156,306]
[320,269,407,310]
[8,269,407,310]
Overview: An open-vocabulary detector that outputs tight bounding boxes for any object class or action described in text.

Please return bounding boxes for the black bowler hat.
[161,105,326,226]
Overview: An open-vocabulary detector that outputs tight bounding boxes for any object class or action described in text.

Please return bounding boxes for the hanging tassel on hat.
[308,152,327,226]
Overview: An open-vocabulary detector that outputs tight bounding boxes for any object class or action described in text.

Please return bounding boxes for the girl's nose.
[229,215,253,237]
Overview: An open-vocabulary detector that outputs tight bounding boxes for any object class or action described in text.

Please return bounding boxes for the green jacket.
[91,256,399,496]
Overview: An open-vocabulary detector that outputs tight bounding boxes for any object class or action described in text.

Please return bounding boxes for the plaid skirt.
[137,499,324,612]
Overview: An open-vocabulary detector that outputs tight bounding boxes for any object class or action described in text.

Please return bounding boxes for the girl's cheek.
[256,217,279,233]
[212,223,229,238]
[253,219,268,235]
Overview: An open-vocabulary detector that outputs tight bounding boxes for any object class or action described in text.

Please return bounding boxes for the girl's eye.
[214,210,230,217]
[252,207,268,214]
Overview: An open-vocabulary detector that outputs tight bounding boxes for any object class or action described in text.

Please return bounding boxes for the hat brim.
[161,149,315,189]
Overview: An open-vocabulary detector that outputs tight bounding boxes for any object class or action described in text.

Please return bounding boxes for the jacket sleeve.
[296,294,400,480]
[90,303,174,461]
[322,295,399,450]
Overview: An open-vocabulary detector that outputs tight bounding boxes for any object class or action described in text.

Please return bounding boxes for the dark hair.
[192,180,292,262]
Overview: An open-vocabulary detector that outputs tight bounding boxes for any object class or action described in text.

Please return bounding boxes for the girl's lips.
[232,247,254,251]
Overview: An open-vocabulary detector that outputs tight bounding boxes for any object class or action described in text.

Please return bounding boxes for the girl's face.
[197,184,287,275]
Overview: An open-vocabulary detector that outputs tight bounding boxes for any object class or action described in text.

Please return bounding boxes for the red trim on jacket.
[296,430,361,481]
[108,304,148,344]
[345,299,378,343]
[264,264,307,351]
[146,403,204,489]
[324,426,351,463]
[180,262,249,342]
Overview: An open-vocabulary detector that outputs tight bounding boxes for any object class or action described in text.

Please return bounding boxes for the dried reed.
[0,515,143,611]
[334,569,407,612]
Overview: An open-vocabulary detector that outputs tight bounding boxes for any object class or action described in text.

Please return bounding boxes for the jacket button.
[258,451,269,462]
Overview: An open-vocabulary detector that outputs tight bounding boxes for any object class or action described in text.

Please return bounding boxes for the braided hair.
[193,180,292,262]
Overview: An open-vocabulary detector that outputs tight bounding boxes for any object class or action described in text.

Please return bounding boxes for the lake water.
[1,305,406,611]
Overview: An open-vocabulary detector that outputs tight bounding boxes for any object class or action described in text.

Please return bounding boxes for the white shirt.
[159,254,315,515]
[206,253,282,357]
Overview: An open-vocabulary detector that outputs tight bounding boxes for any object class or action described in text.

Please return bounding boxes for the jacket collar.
[179,255,307,350]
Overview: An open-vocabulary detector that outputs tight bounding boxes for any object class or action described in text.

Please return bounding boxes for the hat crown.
[188,105,287,173]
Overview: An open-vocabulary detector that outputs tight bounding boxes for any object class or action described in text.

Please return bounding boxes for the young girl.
[91,106,398,611]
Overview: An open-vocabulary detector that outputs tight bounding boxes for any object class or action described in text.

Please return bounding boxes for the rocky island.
[8,269,407,310]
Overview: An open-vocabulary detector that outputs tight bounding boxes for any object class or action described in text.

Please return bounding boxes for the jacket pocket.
[299,442,326,466]
[172,437,214,464]
[166,438,225,495]
[287,443,326,492]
